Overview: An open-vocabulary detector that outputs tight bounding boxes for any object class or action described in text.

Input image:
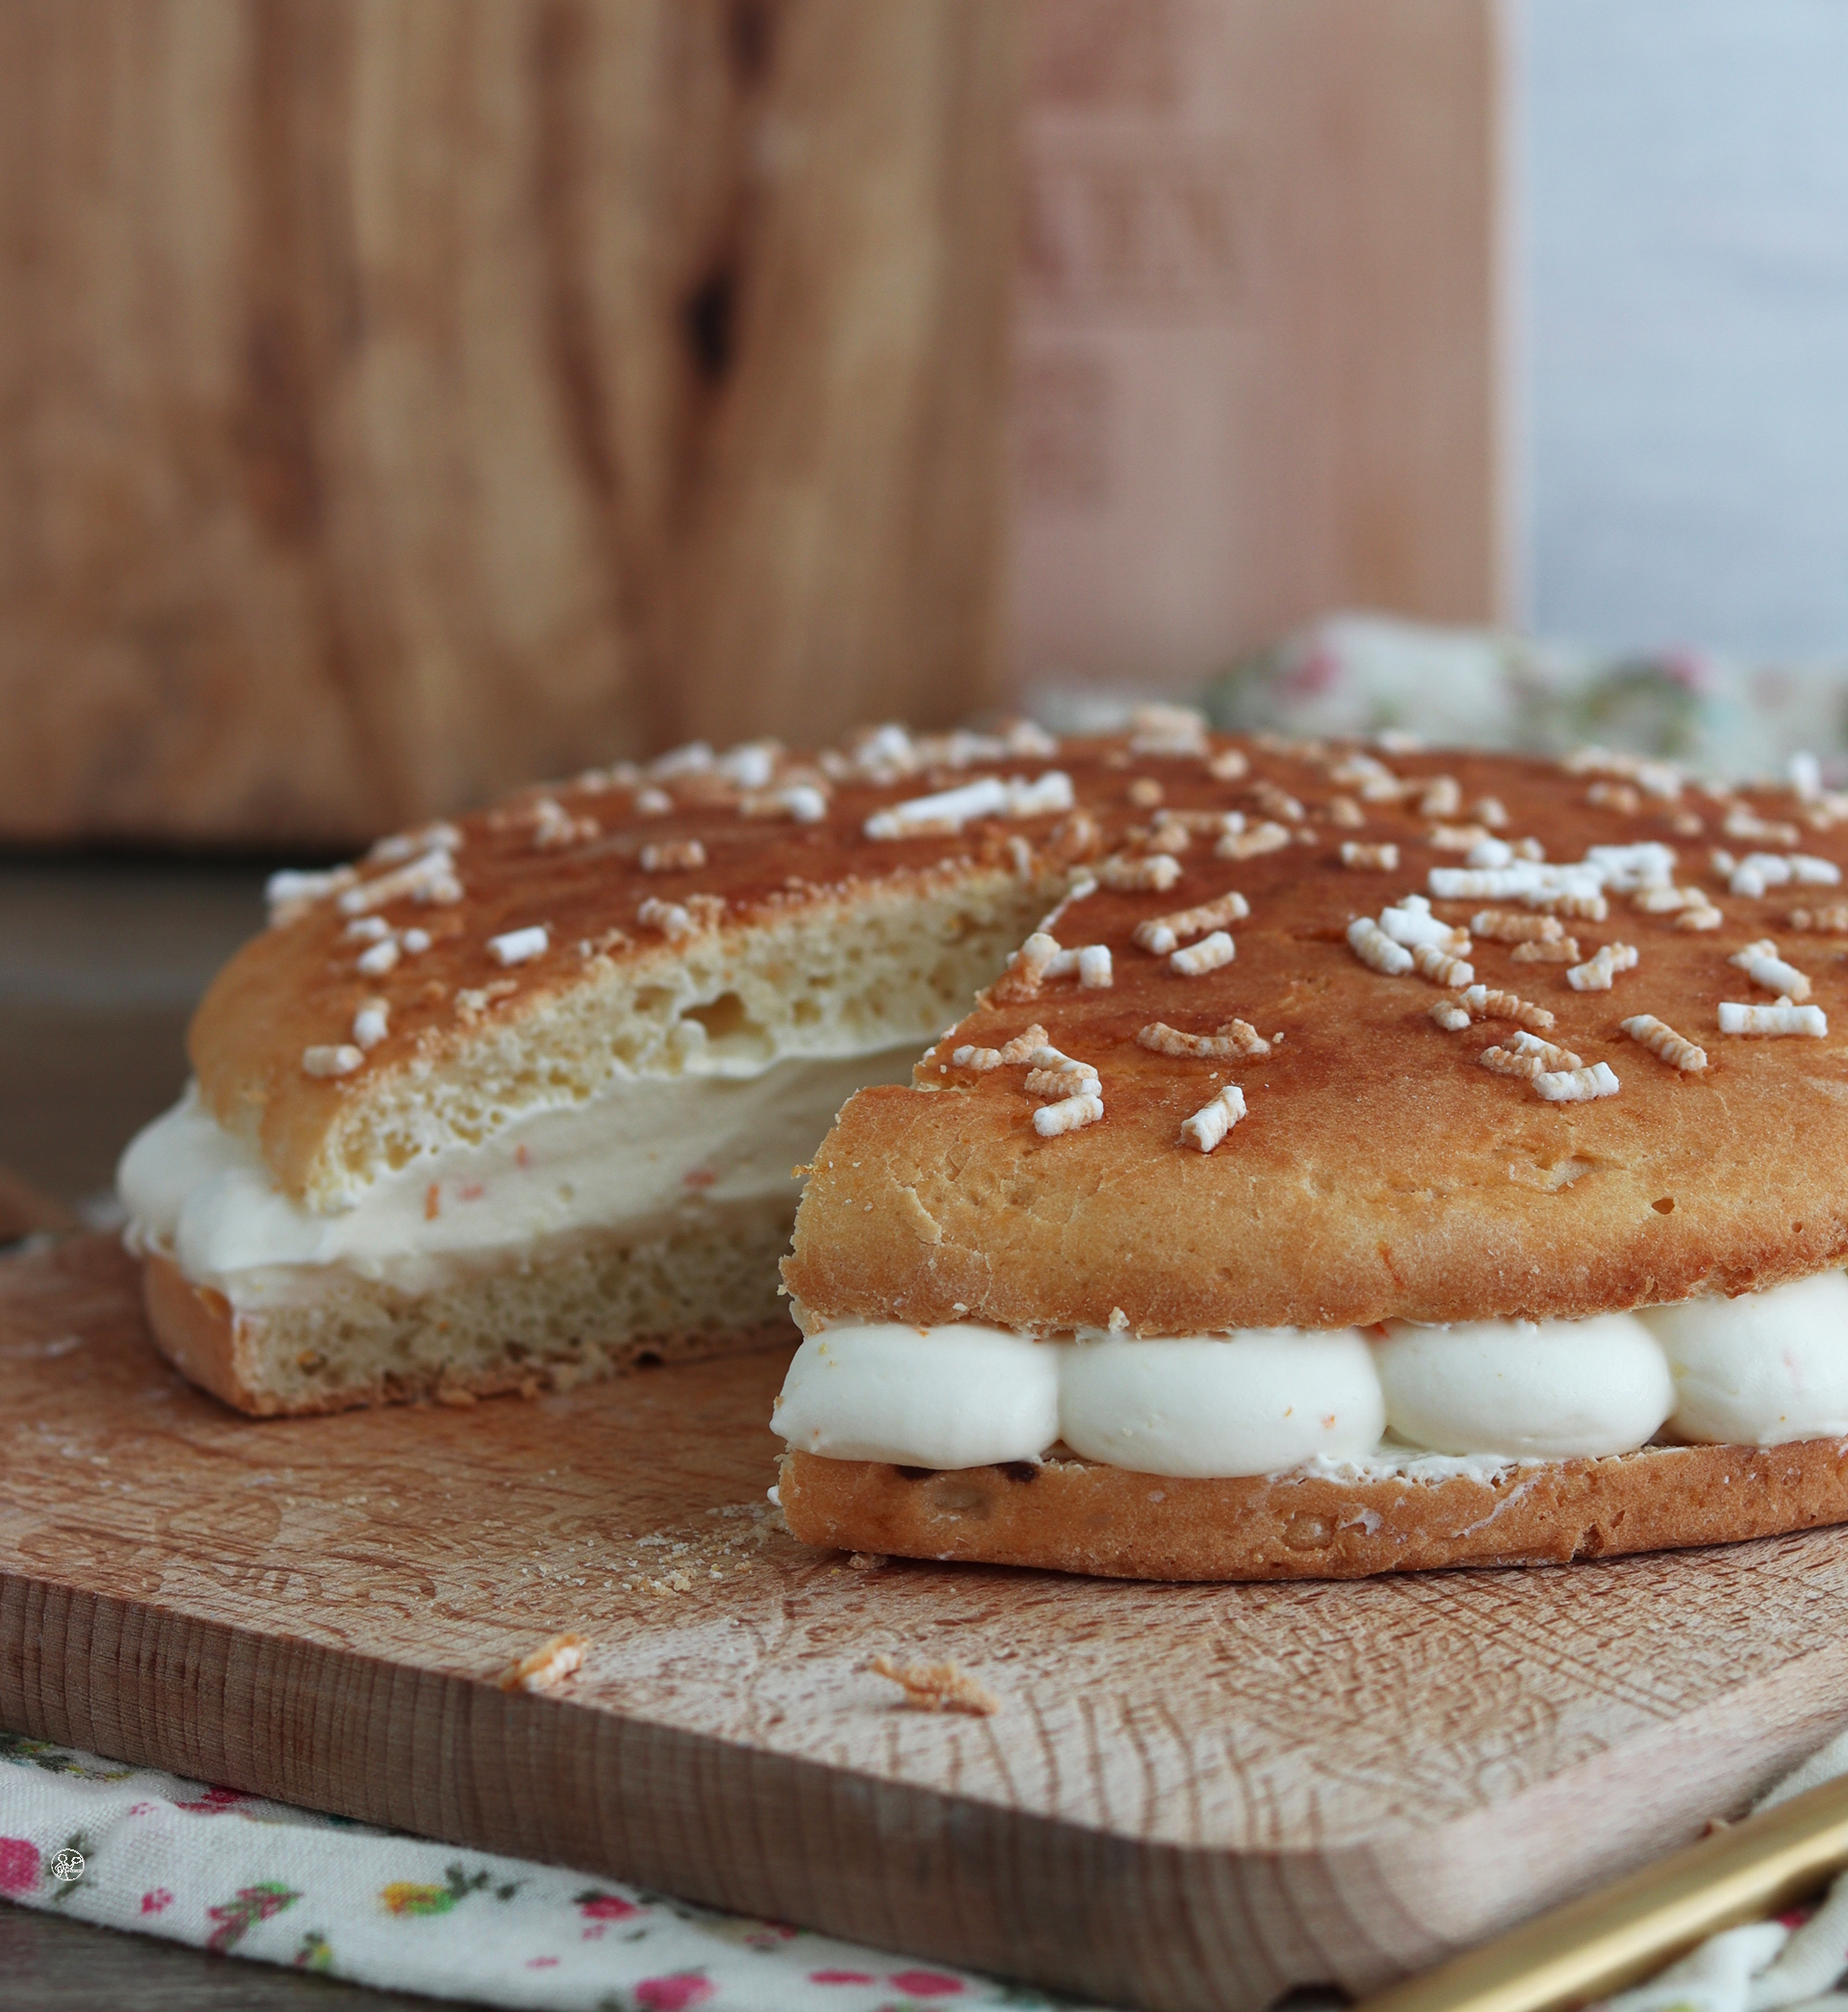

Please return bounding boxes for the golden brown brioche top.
[190,719,1133,1206]
[783,736,1848,1333]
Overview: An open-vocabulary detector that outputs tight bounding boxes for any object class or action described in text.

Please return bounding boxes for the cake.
[770,729,1848,1578]
[119,709,1848,1585]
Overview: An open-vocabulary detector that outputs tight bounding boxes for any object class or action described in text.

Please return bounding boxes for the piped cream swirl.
[774,1274,1848,1479]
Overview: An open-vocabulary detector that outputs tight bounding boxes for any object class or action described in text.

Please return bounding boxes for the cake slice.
[774,735,1848,1578]
[119,723,1116,1413]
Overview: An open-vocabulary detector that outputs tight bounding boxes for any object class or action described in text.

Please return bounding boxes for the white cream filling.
[775,1326,1061,1469]
[119,1043,919,1305]
[1641,1270,1848,1445]
[1373,1314,1676,1459]
[1057,1330,1386,1477]
[774,1273,1848,1479]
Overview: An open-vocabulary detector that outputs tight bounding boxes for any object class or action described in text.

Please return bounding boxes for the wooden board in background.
[1013,0,1506,694]
[7,1238,1848,2012]
[0,0,1015,846]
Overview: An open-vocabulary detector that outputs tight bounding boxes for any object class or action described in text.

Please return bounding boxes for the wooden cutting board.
[7,1238,1848,2012]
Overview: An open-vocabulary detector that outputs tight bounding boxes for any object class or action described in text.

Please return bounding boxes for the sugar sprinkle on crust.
[1024,1054,1100,1099]
[1566,942,1639,992]
[1339,840,1399,870]
[1470,909,1563,943]
[1480,1028,1583,1078]
[1077,944,1114,989]
[1181,1083,1247,1151]
[740,784,829,823]
[1033,1092,1105,1138]
[1727,851,1841,897]
[1142,814,1192,855]
[1251,782,1305,823]
[863,771,1075,841]
[1479,1045,1547,1080]
[267,864,358,927]
[1511,936,1581,963]
[1005,933,1115,992]
[1622,1015,1708,1072]
[351,999,390,1050]
[1634,884,1716,915]
[530,797,599,848]
[1730,939,1812,1001]
[637,895,722,939]
[1561,745,1684,799]
[639,839,707,872]
[1719,1000,1829,1037]
[1533,1060,1621,1102]
[1097,852,1185,892]
[1329,750,1408,800]
[1411,943,1474,988]
[1377,894,1469,953]
[1429,822,1493,852]
[1128,703,1211,760]
[1216,820,1292,861]
[1788,903,1848,933]
[338,847,463,916]
[1725,805,1801,847]
[301,1044,363,1078]
[1169,931,1236,977]
[1457,985,1556,1031]
[370,818,465,864]
[951,1023,1049,1071]
[1133,890,1250,956]
[1537,891,1610,920]
[1347,916,1413,975]
[488,925,550,967]
[1137,1019,1270,1060]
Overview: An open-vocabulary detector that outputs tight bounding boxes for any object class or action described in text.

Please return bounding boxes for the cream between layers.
[772,1272,1848,1478]
[121,1042,920,1306]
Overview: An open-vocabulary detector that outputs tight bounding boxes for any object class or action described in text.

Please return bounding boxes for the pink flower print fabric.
[0,1733,1108,2010]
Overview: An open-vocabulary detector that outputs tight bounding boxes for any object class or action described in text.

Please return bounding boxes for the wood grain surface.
[1013,0,1506,693]
[7,1239,1848,2012]
[0,0,1015,846]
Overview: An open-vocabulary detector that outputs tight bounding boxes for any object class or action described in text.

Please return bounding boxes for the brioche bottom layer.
[776,1440,1848,1581]
[142,1199,797,1416]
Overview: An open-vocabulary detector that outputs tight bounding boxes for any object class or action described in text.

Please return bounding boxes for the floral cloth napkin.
[10,1721,1848,2009]
[0,1730,1094,2010]
[1194,611,1848,784]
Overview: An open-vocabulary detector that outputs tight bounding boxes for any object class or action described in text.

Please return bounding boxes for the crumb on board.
[869,1654,1000,1716]
[498,1631,587,1693]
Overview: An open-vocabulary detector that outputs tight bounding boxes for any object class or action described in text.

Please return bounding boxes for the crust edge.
[140,1251,790,1418]
[777,1440,1848,1581]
